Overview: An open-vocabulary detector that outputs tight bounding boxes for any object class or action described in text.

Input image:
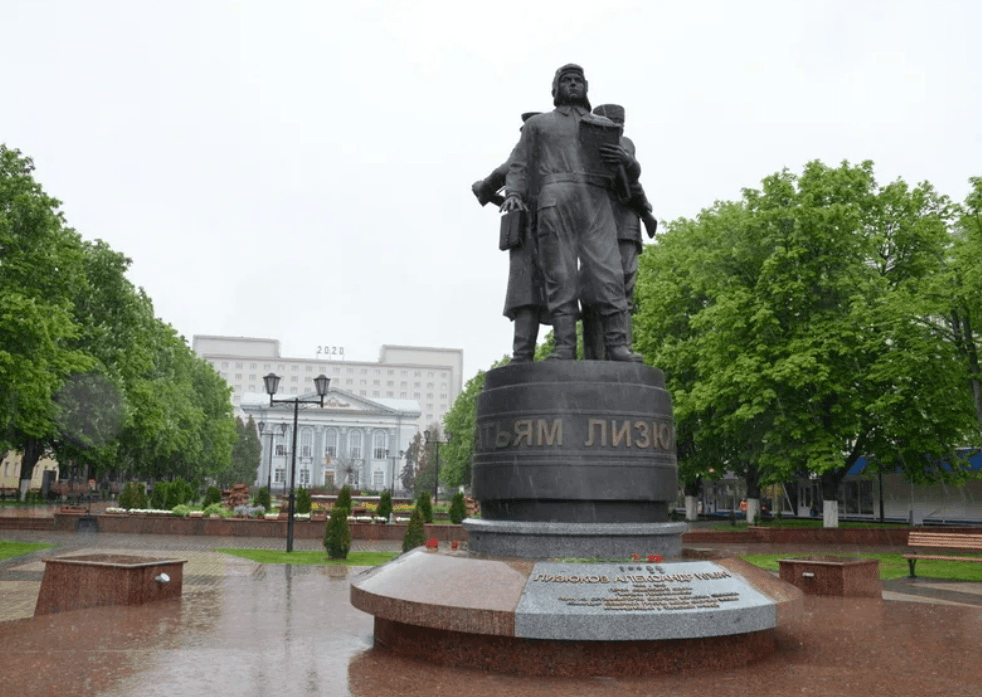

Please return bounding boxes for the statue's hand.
[500,194,527,213]
[471,179,491,206]
[600,144,636,169]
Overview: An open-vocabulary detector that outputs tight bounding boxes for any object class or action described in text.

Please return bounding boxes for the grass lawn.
[216,548,399,566]
[0,541,55,561]
[739,552,982,581]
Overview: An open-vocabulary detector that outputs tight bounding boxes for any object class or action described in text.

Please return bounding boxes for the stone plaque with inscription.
[515,560,776,640]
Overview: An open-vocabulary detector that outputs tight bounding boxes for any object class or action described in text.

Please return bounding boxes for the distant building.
[240,389,420,494]
[0,451,59,493]
[192,335,463,428]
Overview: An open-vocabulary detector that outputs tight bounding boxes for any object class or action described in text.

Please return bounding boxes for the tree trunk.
[684,495,699,521]
[744,462,761,524]
[18,439,44,501]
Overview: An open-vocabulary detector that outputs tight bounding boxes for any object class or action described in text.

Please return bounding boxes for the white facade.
[240,390,421,494]
[193,335,463,428]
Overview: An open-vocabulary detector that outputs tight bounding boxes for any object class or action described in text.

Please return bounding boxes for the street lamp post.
[263,372,330,553]
[424,430,452,506]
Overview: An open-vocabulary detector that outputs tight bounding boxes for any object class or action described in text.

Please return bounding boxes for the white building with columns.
[240,387,421,494]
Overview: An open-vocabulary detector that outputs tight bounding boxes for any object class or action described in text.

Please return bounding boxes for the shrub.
[324,507,351,559]
[256,487,271,511]
[416,491,433,524]
[203,502,230,518]
[118,482,135,510]
[234,504,265,518]
[150,482,169,510]
[402,506,427,552]
[203,485,222,507]
[377,491,393,521]
[167,478,187,508]
[132,482,147,509]
[449,491,466,524]
[296,487,312,514]
[335,485,352,512]
[171,504,191,517]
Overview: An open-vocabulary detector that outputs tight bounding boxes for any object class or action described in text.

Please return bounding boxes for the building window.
[372,391,380,397]
[264,363,270,370]
[333,367,341,373]
[275,469,285,483]
[249,374,256,380]
[250,363,256,369]
[346,379,353,385]
[386,391,393,397]
[306,366,313,372]
[276,445,285,456]
[301,429,312,458]
[360,380,367,385]
[292,365,298,371]
[323,471,335,488]
[373,431,387,460]
[235,373,242,379]
[361,368,367,374]
[360,390,366,396]
[299,469,310,485]
[278,364,285,371]
[373,379,380,385]
[222,362,229,368]
[373,470,384,490]
[236,362,243,368]
[400,392,407,398]
[348,430,363,459]
[291,376,298,382]
[325,429,338,458]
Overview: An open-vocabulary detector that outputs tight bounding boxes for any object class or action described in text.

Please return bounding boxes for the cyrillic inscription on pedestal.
[515,561,775,640]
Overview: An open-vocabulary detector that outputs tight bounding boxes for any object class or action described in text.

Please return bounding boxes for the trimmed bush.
[324,507,351,559]
[118,482,135,510]
[166,479,186,508]
[296,487,312,514]
[132,482,147,509]
[402,506,427,552]
[256,487,271,511]
[203,502,229,518]
[335,485,352,512]
[171,504,191,517]
[150,482,169,510]
[449,491,466,524]
[417,491,433,524]
[377,491,393,521]
[203,485,222,507]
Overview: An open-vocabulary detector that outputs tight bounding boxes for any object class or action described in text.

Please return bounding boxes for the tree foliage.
[0,145,237,494]
[634,160,980,526]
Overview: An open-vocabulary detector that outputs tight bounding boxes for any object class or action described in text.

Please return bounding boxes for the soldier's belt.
[540,172,613,188]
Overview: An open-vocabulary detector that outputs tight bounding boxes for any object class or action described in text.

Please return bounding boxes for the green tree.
[324,506,351,559]
[256,486,271,511]
[402,506,427,552]
[635,160,978,527]
[377,490,393,521]
[449,491,466,524]
[416,490,433,524]
[335,485,352,512]
[223,416,262,487]
[0,146,93,496]
[440,356,510,490]
[296,486,312,514]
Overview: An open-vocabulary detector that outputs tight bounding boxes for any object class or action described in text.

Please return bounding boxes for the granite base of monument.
[350,549,803,677]
[464,519,687,559]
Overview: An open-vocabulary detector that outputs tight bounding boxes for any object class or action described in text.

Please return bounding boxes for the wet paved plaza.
[1,526,981,697]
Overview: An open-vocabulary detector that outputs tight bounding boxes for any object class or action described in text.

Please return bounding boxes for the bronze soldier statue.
[472,112,550,363]
[501,64,642,362]
[581,103,657,360]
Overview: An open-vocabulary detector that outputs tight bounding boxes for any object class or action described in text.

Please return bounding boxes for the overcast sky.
[4,0,980,379]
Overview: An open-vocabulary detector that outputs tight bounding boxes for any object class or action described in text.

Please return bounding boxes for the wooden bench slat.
[905,531,982,577]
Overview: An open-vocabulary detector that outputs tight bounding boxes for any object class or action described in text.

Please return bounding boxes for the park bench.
[903,530,982,578]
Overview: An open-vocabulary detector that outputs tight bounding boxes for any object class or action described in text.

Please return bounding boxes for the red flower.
[450,540,460,550]
[425,537,439,549]
[647,555,663,563]
[632,553,640,561]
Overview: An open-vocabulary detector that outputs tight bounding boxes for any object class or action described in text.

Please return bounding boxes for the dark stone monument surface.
[473,361,677,524]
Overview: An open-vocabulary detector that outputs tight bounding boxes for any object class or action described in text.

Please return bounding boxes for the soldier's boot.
[546,313,577,360]
[581,304,605,361]
[511,308,540,363]
[603,312,643,363]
